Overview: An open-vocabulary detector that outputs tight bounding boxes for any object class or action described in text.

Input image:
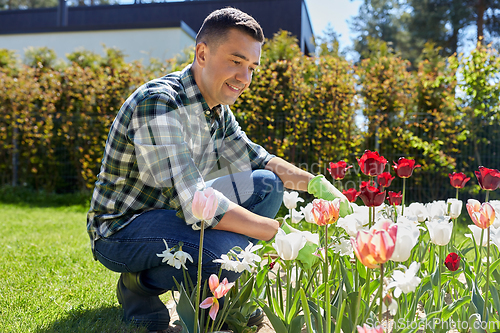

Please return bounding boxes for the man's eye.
[233,60,240,65]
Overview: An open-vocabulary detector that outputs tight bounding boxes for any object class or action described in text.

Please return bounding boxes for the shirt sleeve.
[221,108,274,172]
[128,94,229,229]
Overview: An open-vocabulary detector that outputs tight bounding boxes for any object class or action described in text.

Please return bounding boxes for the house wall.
[0,25,195,63]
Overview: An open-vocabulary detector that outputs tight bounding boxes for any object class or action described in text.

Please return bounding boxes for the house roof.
[0,0,315,55]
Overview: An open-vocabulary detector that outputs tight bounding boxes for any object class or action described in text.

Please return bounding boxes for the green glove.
[307,174,353,217]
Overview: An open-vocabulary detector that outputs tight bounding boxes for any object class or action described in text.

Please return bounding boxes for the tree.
[351,0,500,66]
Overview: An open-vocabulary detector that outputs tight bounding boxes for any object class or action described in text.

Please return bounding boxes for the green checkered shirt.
[87,64,273,248]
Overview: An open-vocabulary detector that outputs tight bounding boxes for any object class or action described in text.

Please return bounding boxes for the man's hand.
[307,174,353,217]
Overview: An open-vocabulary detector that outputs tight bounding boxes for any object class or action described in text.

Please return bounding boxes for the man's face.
[198,28,261,108]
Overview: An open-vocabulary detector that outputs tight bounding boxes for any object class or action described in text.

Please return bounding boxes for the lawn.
[0,189,161,333]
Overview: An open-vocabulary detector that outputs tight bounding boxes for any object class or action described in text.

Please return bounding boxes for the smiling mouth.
[226,82,243,92]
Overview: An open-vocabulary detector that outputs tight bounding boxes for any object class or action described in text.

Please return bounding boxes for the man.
[87,7,348,332]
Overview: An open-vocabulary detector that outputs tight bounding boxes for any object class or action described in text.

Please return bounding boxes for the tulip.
[405,202,429,222]
[393,157,421,178]
[377,172,395,188]
[490,200,500,228]
[343,188,360,203]
[357,150,388,177]
[351,223,398,268]
[465,224,490,247]
[425,216,453,246]
[192,187,218,221]
[199,274,234,320]
[311,198,341,226]
[426,200,447,219]
[272,228,307,260]
[390,222,420,262]
[449,172,470,189]
[357,324,384,333]
[283,191,304,210]
[359,183,386,207]
[444,252,461,272]
[447,198,462,219]
[327,160,352,180]
[466,199,496,229]
[387,191,402,206]
[475,166,500,191]
[337,212,367,237]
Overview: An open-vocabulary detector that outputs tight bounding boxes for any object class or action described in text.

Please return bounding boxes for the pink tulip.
[357,324,384,333]
[466,199,496,229]
[311,198,341,226]
[199,274,234,320]
[192,187,218,221]
[352,222,397,268]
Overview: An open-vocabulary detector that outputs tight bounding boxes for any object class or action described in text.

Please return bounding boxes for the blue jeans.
[94,169,283,291]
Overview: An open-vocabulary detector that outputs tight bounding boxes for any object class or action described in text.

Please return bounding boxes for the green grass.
[0,195,159,333]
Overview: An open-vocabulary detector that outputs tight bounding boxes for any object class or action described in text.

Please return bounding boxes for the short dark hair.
[196,8,265,48]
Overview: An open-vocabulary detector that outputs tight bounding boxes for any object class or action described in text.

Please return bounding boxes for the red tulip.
[393,157,421,178]
[357,150,387,177]
[475,166,500,191]
[466,199,496,229]
[327,161,352,180]
[387,191,402,206]
[343,188,360,203]
[448,172,470,189]
[444,252,461,272]
[377,172,395,188]
[359,183,386,207]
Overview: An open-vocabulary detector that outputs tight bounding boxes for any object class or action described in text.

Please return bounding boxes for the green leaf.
[175,283,199,333]
[288,315,304,333]
[299,288,316,333]
[441,296,471,321]
[255,299,287,333]
[468,314,487,333]
[471,281,485,319]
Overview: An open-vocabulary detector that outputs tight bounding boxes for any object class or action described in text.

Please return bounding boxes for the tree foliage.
[0,33,499,202]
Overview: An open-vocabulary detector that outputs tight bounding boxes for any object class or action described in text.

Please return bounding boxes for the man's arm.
[213,201,279,241]
[213,157,313,241]
[264,156,314,191]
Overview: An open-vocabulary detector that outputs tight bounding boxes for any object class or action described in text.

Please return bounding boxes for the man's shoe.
[247,308,264,327]
[117,272,170,331]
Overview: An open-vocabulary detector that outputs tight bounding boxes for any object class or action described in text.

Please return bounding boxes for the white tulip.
[337,212,368,237]
[446,198,463,219]
[466,225,500,247]
[390,221,420,262]
[286,224,320,245]
[285,208,304,224]
[489,200,500,228]
[425,216,453,246]
[406,202,429,222]
[272,228,307,260]
[426,200,447,219]
[283,191,304,210]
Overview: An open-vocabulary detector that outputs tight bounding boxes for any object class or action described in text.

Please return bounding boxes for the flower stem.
[401,178,406,216]
[194,220,205,333]
[483,227,491,322]
[379,263,384,324]
[437,245,444,310]
[325,225,331,333]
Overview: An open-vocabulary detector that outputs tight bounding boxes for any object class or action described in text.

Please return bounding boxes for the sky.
[304,0,363,50]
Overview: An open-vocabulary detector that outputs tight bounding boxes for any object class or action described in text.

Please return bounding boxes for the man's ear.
[195,42,208,68]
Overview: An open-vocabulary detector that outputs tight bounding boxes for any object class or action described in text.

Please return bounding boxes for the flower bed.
[164,150,500,333]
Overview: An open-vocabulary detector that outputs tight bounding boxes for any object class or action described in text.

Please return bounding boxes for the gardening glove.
[307,174,353,217]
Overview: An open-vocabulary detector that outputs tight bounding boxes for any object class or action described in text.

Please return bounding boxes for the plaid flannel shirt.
[86,64,273,248]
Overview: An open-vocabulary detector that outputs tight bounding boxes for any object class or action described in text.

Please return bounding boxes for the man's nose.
[236,68,252,85]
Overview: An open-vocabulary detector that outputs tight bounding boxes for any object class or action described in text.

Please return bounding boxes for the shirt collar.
[180,64,222,120]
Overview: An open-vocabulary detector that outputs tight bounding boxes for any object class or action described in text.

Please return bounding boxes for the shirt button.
[205,110,210,115]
